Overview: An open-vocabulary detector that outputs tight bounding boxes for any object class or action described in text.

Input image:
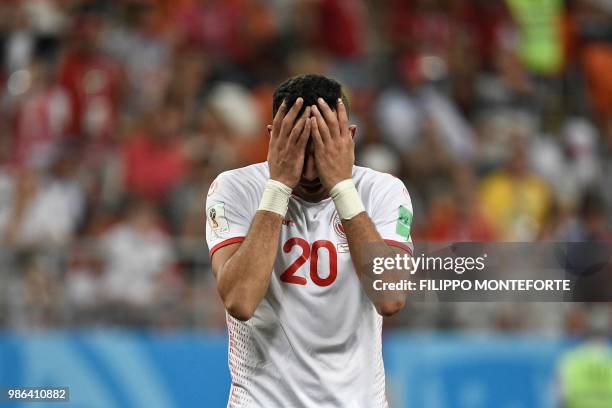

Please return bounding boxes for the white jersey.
[205,162,413,408]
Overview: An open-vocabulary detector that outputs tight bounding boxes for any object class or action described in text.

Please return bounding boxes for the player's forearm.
[217,211,282,320]
[343,212,407,316]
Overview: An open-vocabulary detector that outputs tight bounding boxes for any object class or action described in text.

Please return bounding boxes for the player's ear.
[349,125,357,140]
[266,124,272,137]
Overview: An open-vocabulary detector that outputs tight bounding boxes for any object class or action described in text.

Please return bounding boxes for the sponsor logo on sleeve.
[207,202,229,235]
[396,205,412,240]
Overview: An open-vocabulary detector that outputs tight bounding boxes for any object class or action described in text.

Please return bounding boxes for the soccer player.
[206,74,413,407]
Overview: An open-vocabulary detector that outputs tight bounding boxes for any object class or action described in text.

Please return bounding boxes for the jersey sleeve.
[369,176,414,254]
[205,172,255,256]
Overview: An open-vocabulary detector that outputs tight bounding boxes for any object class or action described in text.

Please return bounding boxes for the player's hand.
[310,98,354,191]
[267,98,311,189]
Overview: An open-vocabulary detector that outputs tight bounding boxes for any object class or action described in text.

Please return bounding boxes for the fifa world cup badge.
[207,202,229,236]
[209,208,219,229]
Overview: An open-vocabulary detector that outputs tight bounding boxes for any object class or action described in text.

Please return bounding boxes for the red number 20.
[280,238,337,287]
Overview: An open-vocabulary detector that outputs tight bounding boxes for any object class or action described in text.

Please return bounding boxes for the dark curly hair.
[272,74,349,119]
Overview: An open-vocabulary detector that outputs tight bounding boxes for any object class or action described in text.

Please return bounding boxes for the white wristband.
[258,179,292,216]
[330,179,365,220]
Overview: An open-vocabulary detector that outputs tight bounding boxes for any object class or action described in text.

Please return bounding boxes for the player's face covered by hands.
[310,98,355,192]
[267,98,311,189]
[267,96,355,201]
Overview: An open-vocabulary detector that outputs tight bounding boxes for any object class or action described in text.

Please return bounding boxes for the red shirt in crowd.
[59,51,123,142]
[122,135,188,202]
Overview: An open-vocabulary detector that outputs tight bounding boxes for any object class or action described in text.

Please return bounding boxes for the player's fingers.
[310,117,324,149]
[317,98,339,136]
[297,116,311,149]
[272,100,287,136]
[311,105,331,142]
[288,107,310,145]
[280,97,303,137]
[337,98,349,139]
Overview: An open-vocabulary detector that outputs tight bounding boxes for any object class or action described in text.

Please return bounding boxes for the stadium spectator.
[58,12,123,144]
[424,166,497,241]
[102,2,172,115]
[1,153,84,248]
[98,199,177,321]
[9,60,71,169]
[121,101,189,203]
[479,139,551,240]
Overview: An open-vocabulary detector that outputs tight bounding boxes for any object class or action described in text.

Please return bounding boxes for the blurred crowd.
[0,0,611,334]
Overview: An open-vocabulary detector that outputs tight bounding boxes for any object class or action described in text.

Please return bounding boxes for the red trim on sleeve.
[384,239,413,255]
[209,237,245,256]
